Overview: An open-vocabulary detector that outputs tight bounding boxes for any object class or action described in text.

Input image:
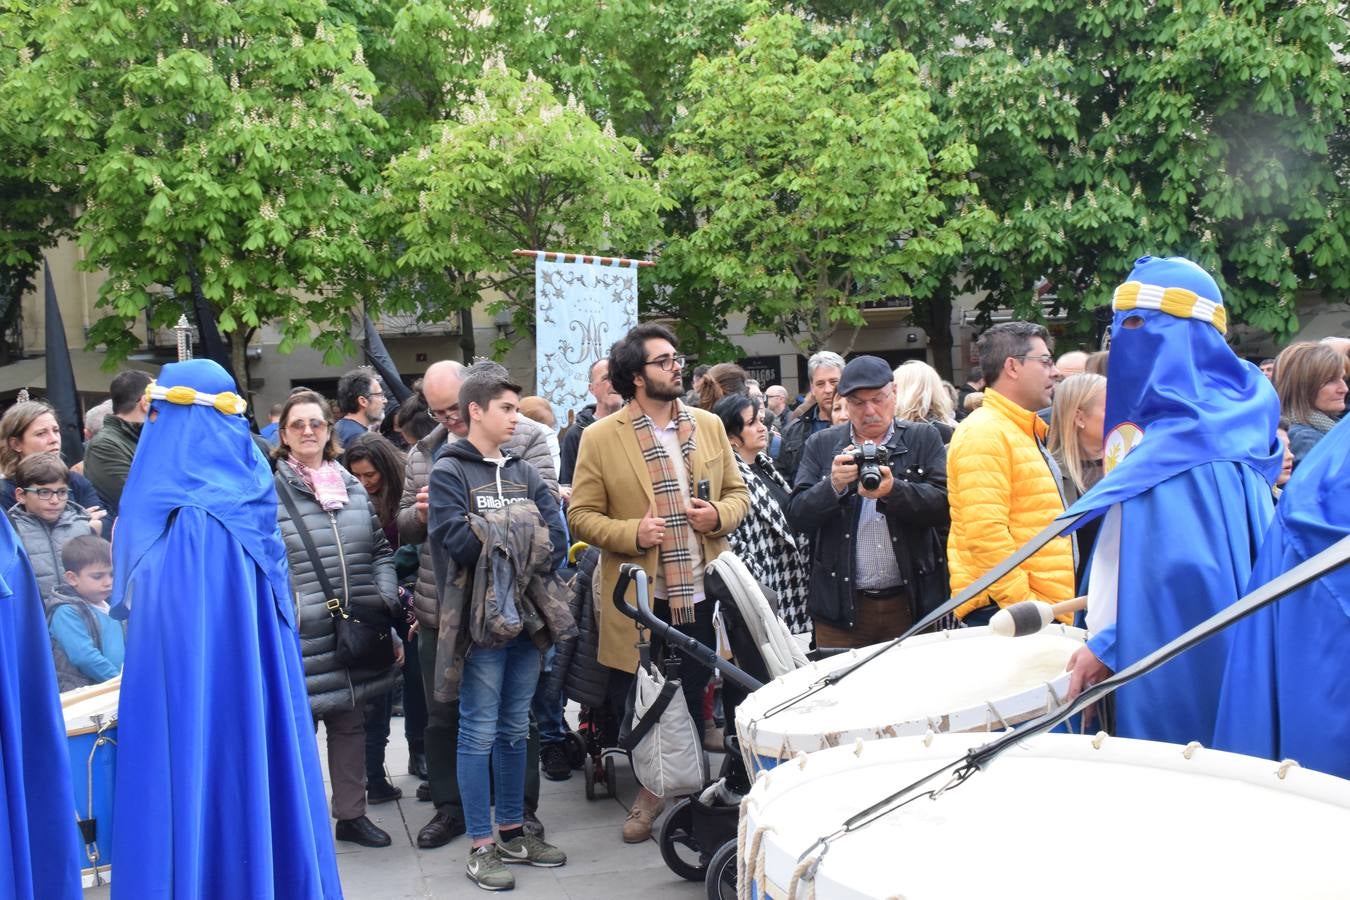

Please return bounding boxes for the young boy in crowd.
[47,535,123,691]
[427,365,569,891]
[7,452,103,599]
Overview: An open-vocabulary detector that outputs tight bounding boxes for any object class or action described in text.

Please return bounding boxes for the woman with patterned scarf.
[273,390,403,850]
[713,394,812,637]
[1273,341,1347,463]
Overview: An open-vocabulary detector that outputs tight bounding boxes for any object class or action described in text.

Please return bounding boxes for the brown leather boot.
[621,787,665,843]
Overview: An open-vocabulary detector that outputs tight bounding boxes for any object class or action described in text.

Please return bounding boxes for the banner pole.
[512,248,654,268]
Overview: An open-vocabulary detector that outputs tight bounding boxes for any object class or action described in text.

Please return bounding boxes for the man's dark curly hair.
[607,323,678,402]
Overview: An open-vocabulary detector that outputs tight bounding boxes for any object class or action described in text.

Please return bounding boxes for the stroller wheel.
[705,839,738,900]
[583,756,598,801]
[566,730,587,770]
[658,798,706,882]
[604,755,618,797]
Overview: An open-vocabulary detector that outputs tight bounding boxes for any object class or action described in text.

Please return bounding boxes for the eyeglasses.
[1014,354,1056,368]
[644,354,686,372]
[424,403,462,425]
[285,419,329,434]
[19,487,69,500]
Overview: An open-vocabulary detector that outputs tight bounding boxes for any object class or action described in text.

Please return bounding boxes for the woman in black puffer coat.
[273,390,400,850]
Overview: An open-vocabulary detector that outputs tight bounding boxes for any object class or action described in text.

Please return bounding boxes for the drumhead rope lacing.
[982,699,1012,731]
[737,804,750,900]
[745,823,775,900]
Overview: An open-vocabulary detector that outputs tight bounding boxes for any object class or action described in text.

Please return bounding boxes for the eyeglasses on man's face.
[286,419,329,434]
[424,402,462,425]
[1014,354,1056,368]
[644,354,686,372]
[19,487,69,500]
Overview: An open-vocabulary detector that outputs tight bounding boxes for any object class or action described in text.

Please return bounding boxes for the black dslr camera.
[850,440,891,491]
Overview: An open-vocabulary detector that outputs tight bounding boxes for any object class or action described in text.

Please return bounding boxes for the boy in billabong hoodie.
[427,362,568,891]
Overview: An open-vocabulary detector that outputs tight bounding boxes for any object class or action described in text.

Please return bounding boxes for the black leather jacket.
[786,421,949,628]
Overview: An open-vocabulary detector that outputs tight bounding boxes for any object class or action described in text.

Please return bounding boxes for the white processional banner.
[535,256,639,429]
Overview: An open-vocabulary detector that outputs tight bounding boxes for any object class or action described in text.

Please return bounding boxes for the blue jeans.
[533,646,568,745]
[457,635,541,840]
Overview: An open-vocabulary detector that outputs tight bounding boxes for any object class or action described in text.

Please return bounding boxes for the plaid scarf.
[630,402,699,625]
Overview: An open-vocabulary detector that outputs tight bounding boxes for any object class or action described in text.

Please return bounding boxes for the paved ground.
[89,706,710,899]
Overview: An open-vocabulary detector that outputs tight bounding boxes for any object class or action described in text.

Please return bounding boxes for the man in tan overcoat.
[568,323,749,842]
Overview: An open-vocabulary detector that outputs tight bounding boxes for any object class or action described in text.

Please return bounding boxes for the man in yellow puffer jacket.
[948,322,1076,624]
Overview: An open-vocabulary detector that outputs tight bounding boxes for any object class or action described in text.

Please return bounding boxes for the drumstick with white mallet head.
[989,596,1088,637]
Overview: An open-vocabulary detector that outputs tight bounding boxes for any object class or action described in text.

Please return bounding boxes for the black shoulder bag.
[276,474,395,671]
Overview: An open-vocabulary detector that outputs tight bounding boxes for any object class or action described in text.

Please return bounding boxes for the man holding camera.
[787,356,949,648]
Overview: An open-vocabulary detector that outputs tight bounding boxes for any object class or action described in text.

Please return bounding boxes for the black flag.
[363,314,413,403]
[43,260,84,465]
[191,280,240,390]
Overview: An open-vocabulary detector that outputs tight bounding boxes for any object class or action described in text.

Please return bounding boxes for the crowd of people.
[4,254,1348,897]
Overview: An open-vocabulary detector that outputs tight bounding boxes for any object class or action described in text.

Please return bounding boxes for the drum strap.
[818,532,1350,847]
[964,530,1350,770]
[761,513,1086,720]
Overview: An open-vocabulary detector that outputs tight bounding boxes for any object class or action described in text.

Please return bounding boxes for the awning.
[0,350,159,397]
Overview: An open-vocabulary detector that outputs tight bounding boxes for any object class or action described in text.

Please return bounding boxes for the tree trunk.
[0,267,28,365]
[228,329,253,410]
[458,307,475,363]
[920,289,955,381]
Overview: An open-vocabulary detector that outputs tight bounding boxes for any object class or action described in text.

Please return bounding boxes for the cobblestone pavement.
[89,706,710,899]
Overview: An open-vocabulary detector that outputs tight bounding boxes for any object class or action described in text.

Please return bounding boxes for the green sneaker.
[498,833,567,868]
[466,844,515,891]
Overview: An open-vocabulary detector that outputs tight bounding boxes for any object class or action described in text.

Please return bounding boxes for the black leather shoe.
[416,781,432,802]
[522,809,545,839]
[416,810,466,849]
[540,743,571,782]
[408,752,429,780]
[335,815,391,848]
[366,779,403,805]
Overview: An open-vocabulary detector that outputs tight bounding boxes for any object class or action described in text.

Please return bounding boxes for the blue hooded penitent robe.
[1059,256,1281,746]
[1212,416,1350,778]
[0,512,82,900]
[109,360,341,899]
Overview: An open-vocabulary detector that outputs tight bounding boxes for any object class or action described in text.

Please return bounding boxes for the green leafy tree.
[2,0,385,374]
[0,1,77,363]
[658,11,990,355]
[351,0,747,361]
[871,0,1350,342]
[380,64,670,358]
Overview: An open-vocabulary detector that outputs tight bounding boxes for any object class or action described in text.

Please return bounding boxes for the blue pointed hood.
[1062,256,1282,527]
[111,359,292,627]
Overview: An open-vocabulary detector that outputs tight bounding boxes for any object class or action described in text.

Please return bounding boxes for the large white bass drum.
[736,625,1086,772]
[740,731,1350,899]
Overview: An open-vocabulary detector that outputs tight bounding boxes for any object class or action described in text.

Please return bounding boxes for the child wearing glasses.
[47,534,123,691]
[6,452,104,599]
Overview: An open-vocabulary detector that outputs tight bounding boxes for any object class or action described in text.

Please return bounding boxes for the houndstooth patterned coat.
[727,454,812,634]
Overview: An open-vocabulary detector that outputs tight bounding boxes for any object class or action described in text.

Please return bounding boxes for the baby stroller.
[611,552,808,899]
[548,543,623,800]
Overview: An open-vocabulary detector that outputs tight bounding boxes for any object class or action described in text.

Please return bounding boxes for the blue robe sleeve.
[1086,462,1272,745]
[1086,622,1119,673]
[0,529,83,898]
[1213,419,1350,778]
